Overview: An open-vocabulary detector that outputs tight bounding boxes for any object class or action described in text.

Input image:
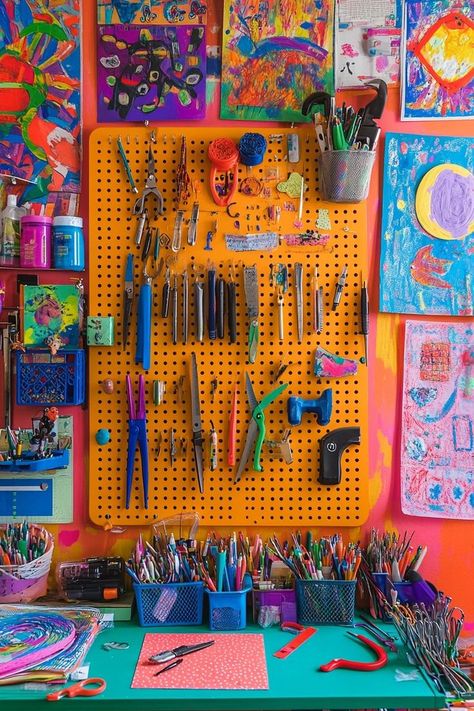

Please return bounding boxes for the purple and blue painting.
[97,24,206,121]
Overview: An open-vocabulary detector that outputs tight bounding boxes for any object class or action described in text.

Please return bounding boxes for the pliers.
[122,254,134,351]
[125,374,149,509]
[234,374,288,483]
[133,145,164,219]
[320,632,388,672]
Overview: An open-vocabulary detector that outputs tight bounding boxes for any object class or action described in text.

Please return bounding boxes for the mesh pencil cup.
[296,579,356,625]
[206,579,252,631]
[318,150,376,203]
[133,581,204,627]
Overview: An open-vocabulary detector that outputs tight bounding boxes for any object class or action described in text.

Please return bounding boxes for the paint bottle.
[20,215,53,269]
[52,216,85,271]
[0,195,27,266]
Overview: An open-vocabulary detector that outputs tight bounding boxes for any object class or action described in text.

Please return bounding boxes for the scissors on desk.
[235,374,288,483]
[46,678,106,701]
[125,374,149,509]
[149,640,215,664]
[133,145,164,219]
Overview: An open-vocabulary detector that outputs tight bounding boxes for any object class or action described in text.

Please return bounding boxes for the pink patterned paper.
[132,632,269,690]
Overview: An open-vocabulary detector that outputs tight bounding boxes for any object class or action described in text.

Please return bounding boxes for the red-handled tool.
[208,138,239,207]
[274,621,317,659]
[47,678,106,701]
[319,633,388,672]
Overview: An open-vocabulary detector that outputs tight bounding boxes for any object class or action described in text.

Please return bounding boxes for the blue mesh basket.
[133,582,204,627]
[206,583,251,631]
[296,579,356,625]
[16,349,85,406]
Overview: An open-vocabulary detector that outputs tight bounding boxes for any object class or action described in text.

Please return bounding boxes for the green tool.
[243,265,259,364]
[234,373,288,483]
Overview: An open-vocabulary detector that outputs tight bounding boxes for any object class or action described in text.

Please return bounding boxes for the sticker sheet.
[0,0,81,199]
[379,132,474,316]
[132,632,269,689]
[97,24,206,122]
[401,0,474,120]
[221,0,334,122]
[401,321,474,520]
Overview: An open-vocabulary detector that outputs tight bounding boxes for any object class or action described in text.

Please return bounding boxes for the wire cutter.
[235,374,288,483]
[149,640,214,664]
[122,253,134,351]
[126,374,149,509]
[133,145,164,219]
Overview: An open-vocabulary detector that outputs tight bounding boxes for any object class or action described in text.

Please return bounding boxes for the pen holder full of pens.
[133,581,204,627]
[318,150,376,203]
[296,579,356,625]
[206,578,252,631]
[0,525,53,603]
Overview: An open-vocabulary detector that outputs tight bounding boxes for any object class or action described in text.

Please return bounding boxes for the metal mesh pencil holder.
[133,581,204,627]
[319,150,376,203]
[296,579,356,625]
[206,583,251,631]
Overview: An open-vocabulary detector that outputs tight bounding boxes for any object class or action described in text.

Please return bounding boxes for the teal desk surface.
[0,619,445,710]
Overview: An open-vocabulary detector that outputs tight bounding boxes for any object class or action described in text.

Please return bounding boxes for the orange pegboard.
[88,126,369,527]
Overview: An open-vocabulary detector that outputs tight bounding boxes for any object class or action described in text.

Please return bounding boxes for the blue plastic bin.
[16,349,85,406]
[133,581,204,627]
[296,579,356,625]
[206,582,251,631]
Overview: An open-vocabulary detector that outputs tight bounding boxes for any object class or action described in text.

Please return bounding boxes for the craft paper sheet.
[0,0,81,198]
[221,0,334,122]
[401,321,474,520]
[132,632,269,689]
[97,0,208,25]
[336,0,401,89]
[97,24,206,122]
[379,133,474,316]
[401,0,474,120]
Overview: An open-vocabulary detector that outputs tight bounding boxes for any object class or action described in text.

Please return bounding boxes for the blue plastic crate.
[206,582,251,631]
[133,582,204,627]
[16,349,85,406]
[296,579,356,625]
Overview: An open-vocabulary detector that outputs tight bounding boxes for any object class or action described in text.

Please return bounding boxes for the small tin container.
[53,216,85,271]
[20,215,53,269]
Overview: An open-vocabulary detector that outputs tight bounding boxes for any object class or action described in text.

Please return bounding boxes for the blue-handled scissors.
[125,374,149,509]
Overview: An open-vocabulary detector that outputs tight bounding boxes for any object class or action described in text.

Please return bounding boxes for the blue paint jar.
[52,216,85,270]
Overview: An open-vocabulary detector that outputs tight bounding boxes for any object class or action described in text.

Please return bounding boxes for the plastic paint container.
[53,216,85,271]
[20,215,53,269]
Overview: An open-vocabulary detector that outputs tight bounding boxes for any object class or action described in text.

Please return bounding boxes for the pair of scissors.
[234,374,288,483]
[125,374,149,509]
[46,678,106,702]
[149,639,214,664]
[133,145,164,218]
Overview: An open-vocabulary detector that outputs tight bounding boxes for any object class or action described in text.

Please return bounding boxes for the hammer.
[287,389,332,427]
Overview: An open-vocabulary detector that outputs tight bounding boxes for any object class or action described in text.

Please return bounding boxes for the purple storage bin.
[253,588,296,623]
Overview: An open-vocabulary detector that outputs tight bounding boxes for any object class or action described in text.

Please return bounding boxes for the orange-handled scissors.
[46,678,106,702]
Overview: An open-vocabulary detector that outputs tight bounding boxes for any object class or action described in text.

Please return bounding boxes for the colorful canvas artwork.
[221,0,334,122]
[401,0,473,120]
[97,24,206,121]
[379,133,474,316]
[0,0,81,199]
[97,0,207,25]
[401,321,474,520]
[22,284,81,348]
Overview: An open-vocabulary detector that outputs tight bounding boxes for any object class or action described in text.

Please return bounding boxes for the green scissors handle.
[252,382,288,472]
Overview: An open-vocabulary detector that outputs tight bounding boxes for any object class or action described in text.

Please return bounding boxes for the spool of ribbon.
[208,138,239,207]
[0,612,76,678]
[239,133,267,166]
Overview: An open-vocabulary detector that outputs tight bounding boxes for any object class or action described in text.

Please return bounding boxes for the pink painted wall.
[11,2,473,623]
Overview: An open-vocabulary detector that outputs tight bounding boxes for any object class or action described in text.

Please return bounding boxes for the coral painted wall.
[14,2,474,622]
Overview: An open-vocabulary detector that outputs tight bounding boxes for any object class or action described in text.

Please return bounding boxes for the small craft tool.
[332,265,348,311]
[273,622,317,659]
[135,263,153,371]
[235,374,288,482]
[243,265,259,364]
[117,137,137,193]
[270,264,288,341]
[150,640,215,664]
[313,267,323,334]
[227,381,238,467]
[361,277,369,365]
[125,374,149,509]
[227,266,237,343]
[46,678,106,701]
[171,210,184,252]
[122,254,134,350]
[190,353,204,493]
[161,266,171,318]
[216,276,225,340]
[187,202,200,245]
[294,263,303,342]
[208,264,217,340]
[182,270,189,345]
[155,658,183,676]
[209,421,218,471]
[194,278,204,342]
[133,144,164,219]
[171,275,178,346]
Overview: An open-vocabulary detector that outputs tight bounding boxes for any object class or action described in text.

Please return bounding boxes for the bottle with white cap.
[0,195,27,266]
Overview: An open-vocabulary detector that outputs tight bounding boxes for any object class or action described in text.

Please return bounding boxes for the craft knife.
[171,210,184,252]
[190,352,204,494]
[187,202,200,246]
[243,265,259,364]
[294,262,303,342]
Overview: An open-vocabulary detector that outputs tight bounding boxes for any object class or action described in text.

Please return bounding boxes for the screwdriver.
[361,276,369,366]
[332,264,348,311]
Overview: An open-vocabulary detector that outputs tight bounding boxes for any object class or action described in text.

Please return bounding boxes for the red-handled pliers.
[320,633,388,672]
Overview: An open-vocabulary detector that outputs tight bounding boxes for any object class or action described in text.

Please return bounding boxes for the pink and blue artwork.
[379,132,474,316]
[401,321,474,520]
[97,24,206,121]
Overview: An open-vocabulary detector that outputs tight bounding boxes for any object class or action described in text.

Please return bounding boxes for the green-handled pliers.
[234,374,288,483]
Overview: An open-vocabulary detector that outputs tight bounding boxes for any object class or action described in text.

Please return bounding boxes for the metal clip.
[265,429,293,464]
